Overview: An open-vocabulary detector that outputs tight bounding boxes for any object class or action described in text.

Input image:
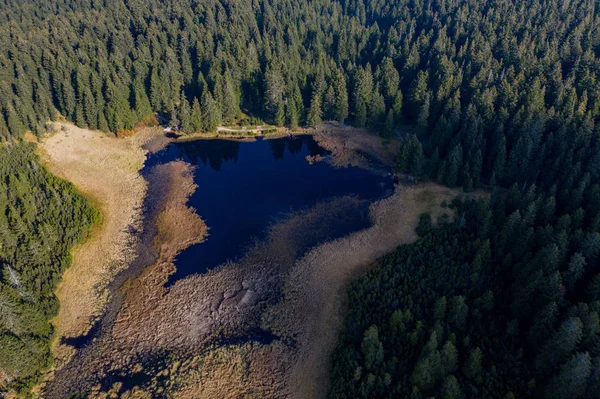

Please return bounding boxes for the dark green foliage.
[397,135,424,177]
[190,97,203,134]
[0,145,96,391]
[415,213,432,237]
[201,91,220,133]
[2,0,600,396]
[331,186,600,398]
[382,110,395,138]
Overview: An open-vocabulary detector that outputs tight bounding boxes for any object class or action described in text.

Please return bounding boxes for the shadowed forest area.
[0,145,97,392]
[1,0,600,396]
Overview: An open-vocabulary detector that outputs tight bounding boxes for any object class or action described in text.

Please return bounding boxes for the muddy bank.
[90,184,466,399]
[46,193,369,398]
[38,123,148,367]
[280,184,464,398]
[43,125,451,399]
[313,123,400,169]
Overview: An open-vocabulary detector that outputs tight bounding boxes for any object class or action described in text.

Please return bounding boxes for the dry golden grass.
[110,160,207,353]
[171,342,291,399]
[39,122,483,399]
[313,122,400,168]
[40,159,207,399]
[37,123,151,363]
[280,183,471,399]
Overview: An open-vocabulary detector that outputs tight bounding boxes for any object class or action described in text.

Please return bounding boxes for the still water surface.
[146,136,392,282]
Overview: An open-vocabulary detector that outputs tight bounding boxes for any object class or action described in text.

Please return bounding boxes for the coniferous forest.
[1,0,600,396]
[0,145,97,391]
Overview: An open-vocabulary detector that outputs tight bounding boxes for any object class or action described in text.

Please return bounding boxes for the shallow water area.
[145,136,393,283]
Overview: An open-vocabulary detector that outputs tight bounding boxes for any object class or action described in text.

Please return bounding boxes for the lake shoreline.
[40,122,410,398]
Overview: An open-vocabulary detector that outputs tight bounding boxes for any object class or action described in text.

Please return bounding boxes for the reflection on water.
[145,136,392,283]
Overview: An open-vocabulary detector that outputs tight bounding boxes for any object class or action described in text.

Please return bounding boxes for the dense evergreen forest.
[0,145,97,392]
[1,0,600,396]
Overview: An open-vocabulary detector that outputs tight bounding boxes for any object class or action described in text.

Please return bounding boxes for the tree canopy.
[2,0,600,395]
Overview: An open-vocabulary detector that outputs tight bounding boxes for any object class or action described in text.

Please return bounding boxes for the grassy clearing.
[37,123,150,366]
[277,183,481,399]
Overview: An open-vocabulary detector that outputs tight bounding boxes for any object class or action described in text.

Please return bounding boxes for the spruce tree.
[190,97,203,133]
[201,91,220,132]
[382,109,395,138]
[178,91,192,134]
[334,71,349,123]
[307,91,323,127]
[133,78,153,120]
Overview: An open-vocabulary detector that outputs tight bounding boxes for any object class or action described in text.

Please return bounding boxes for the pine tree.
[380,57,400,101]
[463,347,482,379]
[449,295,468,331]
[409,70,429,119]
[529,302,559,348]
[169,104,180,131]
[392,90,403,121]
[563,253,586,291]
[382,109,395,138]
[105,82,134,132]
[74,102,86,128]
[545,352,591,399]
[334,71,349,123]
[83,88,98,129]
[149,66,163,110]
[190,97,203,133]
[178,91,192,134]
[586,274,600,301]
[369,89,386,128]
[355,100,367,128]
[286,99,299,130]
[441,375,462,399]
[441,341,458,374]
[133,78,153,120]
[472,149,483,188]
[444,145,463,187]
[416,91,430,133]
[492,134,507,184]
[361,325,384,371]
[324,85,336,120]
[201,91,220,132]
[534,317,583,374]
[307,91,323,127]
[410,139,424,176]
[274,101,285,127]
[220,70,240,122]
[429,147,440,178]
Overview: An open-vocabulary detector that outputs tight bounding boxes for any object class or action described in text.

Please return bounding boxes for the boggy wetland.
[146,135,392,282]
[4,1,600,398]
[37,123,461,398]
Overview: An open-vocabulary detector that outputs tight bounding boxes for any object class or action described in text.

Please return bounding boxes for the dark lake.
[145,136,392,282]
